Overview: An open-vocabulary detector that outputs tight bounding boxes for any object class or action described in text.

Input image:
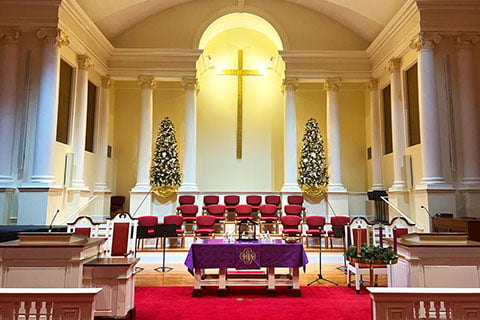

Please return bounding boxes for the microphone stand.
[48,209,60,233]
[307,226,338,286]
[421,205,435,232]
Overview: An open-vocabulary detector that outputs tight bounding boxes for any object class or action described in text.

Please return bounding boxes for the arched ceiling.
[75,0,408,43]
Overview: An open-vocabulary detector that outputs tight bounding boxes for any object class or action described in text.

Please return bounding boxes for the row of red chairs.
[177,194,306,213]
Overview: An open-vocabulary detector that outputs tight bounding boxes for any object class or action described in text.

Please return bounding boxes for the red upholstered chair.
[386,217,415,240]
[328,216,351,249]
[178,204,198,224]
[202,195,220,212]
[137,215,159,249]
[110,196,125,214]
[287,195,306,220]
[281,215,302,237]
[258,204,279,233]
[176,195,196,213]
[67,215,102,238]
[164,215,185,248]
[304,216,327,248]
[246,195,262,212]
[234,204,253,221]
[194,215,216,240]
[205,204,226,233]
[224,195,240,212]
[346,217,388,294]
[105,212,138,257]
[265,195,281,211]
[283,204,303,217]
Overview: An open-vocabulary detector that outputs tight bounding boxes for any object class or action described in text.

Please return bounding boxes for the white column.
[31,28,69,185]
[179,78,198,192]
[70,55,93,190]
[410,33,448,188]
[281,78,301,192]
[325,78,346,192]
[94,77,114,192]
[0,29,19,186]
[387,59,406,191]
[368,78,383,190]
[132,76,156,192]
[455,35,480,189]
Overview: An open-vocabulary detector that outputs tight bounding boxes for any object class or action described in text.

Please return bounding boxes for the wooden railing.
[0,288,102,320]
[368,287,480,320]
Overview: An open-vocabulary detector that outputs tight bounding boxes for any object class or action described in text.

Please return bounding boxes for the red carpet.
[135,286,371,320]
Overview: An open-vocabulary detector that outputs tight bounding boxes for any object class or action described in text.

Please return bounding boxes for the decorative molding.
[282,78,298,91]
[37,27,70,48]
[324,78,342,91]
[367,78,378,91]
[181,78,198,91]
[454,33,480,50]
[386,58,401,73]
[77,54,93,70]
[137,76,156,90]
[101,76,115,89]
[0,28,20,45]
[279,50,370,81]
[409,32,441,51]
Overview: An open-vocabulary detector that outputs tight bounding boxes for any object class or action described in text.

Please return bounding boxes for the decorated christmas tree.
[150,117,182,197]
[298,118,329,196]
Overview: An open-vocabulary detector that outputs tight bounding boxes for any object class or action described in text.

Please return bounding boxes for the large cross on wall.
[222,50,261,159]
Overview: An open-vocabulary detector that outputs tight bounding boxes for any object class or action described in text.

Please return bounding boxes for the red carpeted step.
[135,286,370,320]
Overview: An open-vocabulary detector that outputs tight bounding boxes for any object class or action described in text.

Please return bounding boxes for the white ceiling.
[75,0,408,42]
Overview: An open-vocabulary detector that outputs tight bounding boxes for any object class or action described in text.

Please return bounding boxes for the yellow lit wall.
[197,28,284,191]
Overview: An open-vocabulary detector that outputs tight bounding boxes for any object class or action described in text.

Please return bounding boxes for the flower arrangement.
[346,244,398,264]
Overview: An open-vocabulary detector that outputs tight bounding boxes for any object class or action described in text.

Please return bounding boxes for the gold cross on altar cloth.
[222,50,261,159]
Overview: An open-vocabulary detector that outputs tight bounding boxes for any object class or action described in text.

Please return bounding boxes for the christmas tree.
[298,118,329,196]
[150,117,181,196]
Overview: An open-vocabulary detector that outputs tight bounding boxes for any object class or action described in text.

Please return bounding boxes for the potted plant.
[346,244,398,265]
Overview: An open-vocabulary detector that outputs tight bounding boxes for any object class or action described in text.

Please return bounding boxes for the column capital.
[410,32,441,51]
[454,34,480,50]
[0,28,20,45]
[181,77,198,90]
[77,55,94,71]
[324,78,342,91]
[386,58,401,73]
[37,28,70,48]
[101,76,115,89]
[282,78,298,91]
[137,76,156,89]
[366,78,378,91]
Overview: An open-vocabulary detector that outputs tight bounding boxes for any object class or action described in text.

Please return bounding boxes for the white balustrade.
[368,287,480,320]
[0,288,101,320]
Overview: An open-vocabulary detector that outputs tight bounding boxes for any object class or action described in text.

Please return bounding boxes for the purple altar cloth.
[184,239,308,274]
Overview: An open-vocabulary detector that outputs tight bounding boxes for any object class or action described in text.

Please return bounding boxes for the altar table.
[184,239,308,297]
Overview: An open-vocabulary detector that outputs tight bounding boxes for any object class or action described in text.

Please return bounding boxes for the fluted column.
[0,29,19,186]
[94,77,114,192]
[179,78,199,192]
[132,76,156,192]
[387,59,406,191]
[410,33,448,188]
[368,79,383,190]
[71,55,93,190]
[455,34,480,189]
[281,78,301,192]
[31,28,69,185]
[325,78,346,192]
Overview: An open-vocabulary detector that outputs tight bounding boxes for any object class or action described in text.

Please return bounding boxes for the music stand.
[154,224,177,273]
[307,227,338,286]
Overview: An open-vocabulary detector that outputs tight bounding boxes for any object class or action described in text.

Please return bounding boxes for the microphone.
[421,205,434,218]
[48,209,60,233]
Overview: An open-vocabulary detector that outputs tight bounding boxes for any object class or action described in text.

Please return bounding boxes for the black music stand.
[154,224,178,273]
[307,227,338,286]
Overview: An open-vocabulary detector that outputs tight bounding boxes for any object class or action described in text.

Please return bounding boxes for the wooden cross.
[222,50,261,159]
